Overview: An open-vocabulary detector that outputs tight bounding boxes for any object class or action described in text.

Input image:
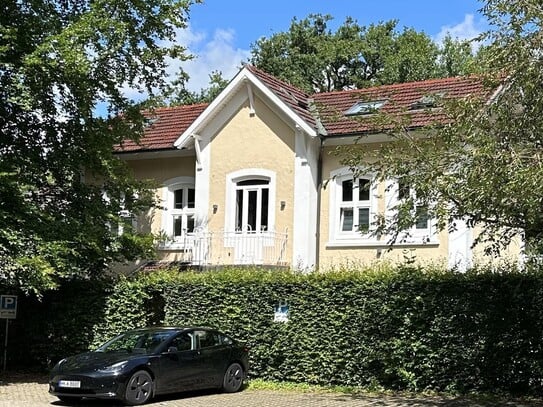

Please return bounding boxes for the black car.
[49,326,249,405]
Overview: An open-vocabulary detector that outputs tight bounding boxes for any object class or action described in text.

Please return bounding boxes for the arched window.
[225,169,276,234]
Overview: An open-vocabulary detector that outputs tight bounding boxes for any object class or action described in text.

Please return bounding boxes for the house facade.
[116,65,507,272]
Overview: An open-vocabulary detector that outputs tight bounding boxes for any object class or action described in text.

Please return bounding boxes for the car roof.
[127,326,218,334]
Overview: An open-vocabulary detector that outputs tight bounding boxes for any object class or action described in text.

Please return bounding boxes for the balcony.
[162,229,289,268]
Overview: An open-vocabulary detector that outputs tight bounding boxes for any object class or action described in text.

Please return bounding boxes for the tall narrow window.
[160,178,197,248]
[171,185,195,241]
[397,180,430,232]
[339,177,372,234]
[235,179,270,233]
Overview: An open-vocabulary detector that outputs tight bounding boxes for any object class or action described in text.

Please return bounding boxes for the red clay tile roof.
[116,103,208,152]
[117,67,493,152]
[245,65,317,129]
[313,76,489,136]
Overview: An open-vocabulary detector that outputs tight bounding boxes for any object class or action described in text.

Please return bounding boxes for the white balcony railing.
[176,229,288,267]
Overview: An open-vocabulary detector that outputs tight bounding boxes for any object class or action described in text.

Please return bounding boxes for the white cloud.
[119,24,250,103]
[434,14,486,50]
[158,24,250,94]
[177,26,251,92]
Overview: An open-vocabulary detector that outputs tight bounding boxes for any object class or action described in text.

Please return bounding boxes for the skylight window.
[144,117,158,127]
[344,100,387,116]
[410,92,446,110]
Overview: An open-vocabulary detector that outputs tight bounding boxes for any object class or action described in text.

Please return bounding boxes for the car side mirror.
[167,346,178,353]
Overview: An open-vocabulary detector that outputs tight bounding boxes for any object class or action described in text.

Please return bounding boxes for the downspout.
[315,135,324,270]
[308,96,327,271]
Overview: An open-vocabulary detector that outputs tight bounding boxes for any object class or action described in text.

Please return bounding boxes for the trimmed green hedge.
[156,267,543,394]
[4,266,543,396]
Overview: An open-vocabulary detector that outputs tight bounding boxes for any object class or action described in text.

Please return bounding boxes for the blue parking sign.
[0,295,17,319]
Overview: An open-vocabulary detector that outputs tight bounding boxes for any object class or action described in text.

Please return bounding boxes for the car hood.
[58,351,147,373]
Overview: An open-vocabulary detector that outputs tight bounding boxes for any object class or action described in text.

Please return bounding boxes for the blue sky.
[140,0,488,97]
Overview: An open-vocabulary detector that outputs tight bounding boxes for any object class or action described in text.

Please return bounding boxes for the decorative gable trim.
[173,66,317,149]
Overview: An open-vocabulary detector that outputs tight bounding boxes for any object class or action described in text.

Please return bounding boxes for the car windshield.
[95,330,174,354]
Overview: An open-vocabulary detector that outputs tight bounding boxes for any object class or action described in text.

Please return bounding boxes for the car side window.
[220,334,233,345]
[194,330,221,349]
[170,333,192,352]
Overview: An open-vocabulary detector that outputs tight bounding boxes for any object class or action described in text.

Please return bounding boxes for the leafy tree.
[164,69,230,105]
[437,35,479,77]
[378,27,441,84]
[0,0,198,295]
[338,0,543,256]
[250,14,478,92]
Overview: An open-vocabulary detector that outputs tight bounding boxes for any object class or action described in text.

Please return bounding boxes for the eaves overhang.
[114,147,194,161]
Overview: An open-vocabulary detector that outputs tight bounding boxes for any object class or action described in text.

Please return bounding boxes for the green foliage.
[95,266,543,395]
[250,15,480,92]
[438,35,479,77]
[0,279,112,369]
[162,70,230,105]
[9,265,543,396]
[90,272,169,348]
[336,0,543,254]
[0,0,198,295]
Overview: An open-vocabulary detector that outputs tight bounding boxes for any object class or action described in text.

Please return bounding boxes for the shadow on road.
[2,371,543,407]
[328,392,543,407]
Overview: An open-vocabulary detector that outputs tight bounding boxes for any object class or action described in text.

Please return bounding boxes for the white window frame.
[327,168,379,246]
[234,179,270,233]
[103,190,137,236]
[384,179,438,245]
[161,177,196,248]
[117,209,136,236]
[225,169,276,234]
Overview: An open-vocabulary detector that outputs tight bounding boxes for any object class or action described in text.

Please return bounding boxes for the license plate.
[58,380,81,388]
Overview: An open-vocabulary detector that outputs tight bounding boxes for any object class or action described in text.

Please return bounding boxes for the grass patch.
[247,378,370,394]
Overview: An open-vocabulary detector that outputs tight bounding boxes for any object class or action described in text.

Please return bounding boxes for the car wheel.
[124,370,153,405]
[222,362,244,393]
[57,395,82,403]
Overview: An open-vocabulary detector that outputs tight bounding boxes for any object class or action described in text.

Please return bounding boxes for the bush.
[5,265,543,396]
[157,266,543,394]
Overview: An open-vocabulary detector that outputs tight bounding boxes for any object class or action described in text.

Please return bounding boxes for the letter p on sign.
[0,296,17,319]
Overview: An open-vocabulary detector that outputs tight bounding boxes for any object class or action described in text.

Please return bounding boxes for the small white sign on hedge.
[273,301,289,323]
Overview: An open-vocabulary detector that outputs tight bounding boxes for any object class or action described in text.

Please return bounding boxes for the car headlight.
[97,361,128,373]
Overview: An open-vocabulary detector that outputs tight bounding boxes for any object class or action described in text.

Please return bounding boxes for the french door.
[234,179,270,263]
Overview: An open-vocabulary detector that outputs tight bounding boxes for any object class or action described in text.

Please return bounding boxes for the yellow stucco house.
[116,65,496,272]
